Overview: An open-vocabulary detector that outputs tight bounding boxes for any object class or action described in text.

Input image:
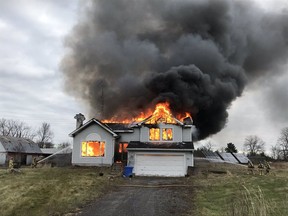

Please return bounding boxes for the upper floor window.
[149,128,160,141]
[149,128,173,141]
[162,128,173,141]
[81,141,105,157]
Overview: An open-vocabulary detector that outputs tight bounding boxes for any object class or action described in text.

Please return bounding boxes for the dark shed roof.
[127,141,194,150]
[0,135,42,154]
[105,123,131,131]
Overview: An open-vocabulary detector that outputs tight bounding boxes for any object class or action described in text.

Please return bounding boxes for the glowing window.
[119,143,128,153]
[149,128,160,141]
[162,128,173,141]
[81,141,105,157]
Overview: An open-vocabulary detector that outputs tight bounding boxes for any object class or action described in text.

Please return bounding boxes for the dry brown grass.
[270,161,288,169]
[1,161,288,216]
[0,166,119,216]
[191,161,288,216]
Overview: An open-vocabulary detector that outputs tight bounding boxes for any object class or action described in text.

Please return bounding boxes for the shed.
[0,135,41,166]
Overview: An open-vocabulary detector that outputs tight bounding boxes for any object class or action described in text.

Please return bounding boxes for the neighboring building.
[70,109,195,177]
[40,148,59,156]
[0,135,42,166]
[39,147,72,167]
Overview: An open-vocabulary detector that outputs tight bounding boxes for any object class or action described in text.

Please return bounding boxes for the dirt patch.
[73,177,193,216]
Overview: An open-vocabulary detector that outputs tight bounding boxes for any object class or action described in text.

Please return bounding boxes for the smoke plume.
[61,0,288,140]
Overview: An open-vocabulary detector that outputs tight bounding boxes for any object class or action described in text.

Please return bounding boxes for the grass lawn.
[191,161,288,216]
[1,162,288,216]
[0,166,118,216]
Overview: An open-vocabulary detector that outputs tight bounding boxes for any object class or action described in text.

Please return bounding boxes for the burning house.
[70,103,195,177]
[62,0,288,173]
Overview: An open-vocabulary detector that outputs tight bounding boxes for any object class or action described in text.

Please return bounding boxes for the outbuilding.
[0,135,42,166]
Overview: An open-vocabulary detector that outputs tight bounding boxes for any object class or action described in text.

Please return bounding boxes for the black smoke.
[61,0,288,140]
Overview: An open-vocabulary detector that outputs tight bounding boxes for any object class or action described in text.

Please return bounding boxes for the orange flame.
[162,128,173,140]
[149,128,160,140]
[102,102,192,124]
[177,112,192,122]
[81,141,105,157]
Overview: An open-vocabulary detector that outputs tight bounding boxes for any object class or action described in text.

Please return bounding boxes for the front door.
[115,142,128,164]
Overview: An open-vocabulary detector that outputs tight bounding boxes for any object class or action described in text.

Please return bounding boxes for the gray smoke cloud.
[61,0,288,140]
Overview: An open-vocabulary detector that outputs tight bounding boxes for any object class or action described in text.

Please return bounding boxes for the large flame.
[81,141,105,157]
[102,102,191,124]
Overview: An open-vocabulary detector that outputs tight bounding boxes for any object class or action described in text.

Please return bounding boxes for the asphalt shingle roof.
[127,141,194,149]
[0,135,41,154]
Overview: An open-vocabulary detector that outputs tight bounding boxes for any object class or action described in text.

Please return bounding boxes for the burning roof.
[102,102,192,126]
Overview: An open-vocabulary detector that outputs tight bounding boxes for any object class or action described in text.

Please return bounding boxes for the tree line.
[197,127,288,161]
[0,118,70,149]
[243,128,288,161]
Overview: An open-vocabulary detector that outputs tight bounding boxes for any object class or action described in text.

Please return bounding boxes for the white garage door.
[134,153,186,177]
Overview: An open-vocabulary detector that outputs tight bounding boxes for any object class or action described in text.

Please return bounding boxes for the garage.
[134,153,186,177]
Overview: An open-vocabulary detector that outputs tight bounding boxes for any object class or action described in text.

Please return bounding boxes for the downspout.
[112,137,116,164]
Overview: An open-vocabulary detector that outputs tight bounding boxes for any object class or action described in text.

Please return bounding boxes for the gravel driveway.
[74,177,193,216]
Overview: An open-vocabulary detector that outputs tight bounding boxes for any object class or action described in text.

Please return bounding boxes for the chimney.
[74,113,85,129]
[183,116,193,125]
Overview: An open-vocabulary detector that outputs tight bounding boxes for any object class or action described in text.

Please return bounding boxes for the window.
[81,141,105,157]
[149,128,160,141]
[162,128,173,141]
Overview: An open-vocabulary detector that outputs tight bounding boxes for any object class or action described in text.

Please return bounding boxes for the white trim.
[113,130,134,133]
[69,119,118,137]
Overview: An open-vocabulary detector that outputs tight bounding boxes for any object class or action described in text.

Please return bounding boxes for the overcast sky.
[0,0,82,144]
[0,0,287,153]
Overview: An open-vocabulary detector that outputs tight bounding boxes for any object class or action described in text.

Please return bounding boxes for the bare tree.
[36,122,54,148]
[218,147,226,153]
[199,141,213,151]
[243,135,265,156]
[0,118,7,135]
[271,145,282,160]
[0,118,35,139]
[57,142,71,149]
[276,127,288,161]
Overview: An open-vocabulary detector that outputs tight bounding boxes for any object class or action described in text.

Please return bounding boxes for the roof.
[127,141,194,151]
[104,123,133,131]
[0,135,42,154]
[40,147,72,155]
[69,118,118,137]
[40,148,58,155]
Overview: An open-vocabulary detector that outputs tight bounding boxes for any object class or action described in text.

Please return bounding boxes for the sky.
[0,0,287,153]
[0,0,82,144]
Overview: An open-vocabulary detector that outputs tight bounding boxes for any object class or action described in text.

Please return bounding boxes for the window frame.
[81,140,106,157]
[162,128,173,141]
[148,127,174,141]
[149,128,160,141]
